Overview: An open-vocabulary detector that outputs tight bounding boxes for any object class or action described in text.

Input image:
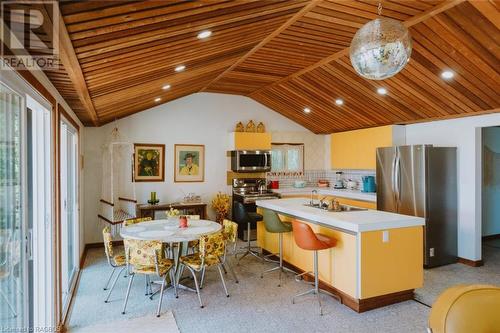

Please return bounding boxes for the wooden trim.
[100,199,114,206]
[201,0,320,91]
[58,104,80,132]
[457,257,484,267]
[133,143,166,182]
[55,6,100,126]
[248,0,467,98]
[262,250,414,313]
[483,233,500,241]
[98,214,116,224]
[118,197,137,203]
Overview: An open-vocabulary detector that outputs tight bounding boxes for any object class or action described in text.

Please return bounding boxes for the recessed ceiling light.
[154,97,161,102]
[303,107,311,113]
[197,30,212,39]
[377,87,388,95]
[335,99,344,106]
[175,65,186,72]
[162,84,171,90]
[441,70,454,79]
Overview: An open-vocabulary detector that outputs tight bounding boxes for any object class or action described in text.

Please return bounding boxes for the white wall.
[405,112,500,261]
[83,93,309,244]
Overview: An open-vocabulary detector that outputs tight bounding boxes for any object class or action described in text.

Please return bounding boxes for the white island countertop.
[271,187,377,202]
[256,198,424,234]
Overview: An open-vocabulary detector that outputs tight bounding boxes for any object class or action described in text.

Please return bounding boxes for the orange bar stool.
[291,220,341,315]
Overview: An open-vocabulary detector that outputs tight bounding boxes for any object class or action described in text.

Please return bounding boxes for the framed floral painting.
[174,144,205,182]
[134,143,165,182]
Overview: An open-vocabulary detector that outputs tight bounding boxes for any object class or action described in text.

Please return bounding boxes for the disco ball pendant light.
[350,3,412,80]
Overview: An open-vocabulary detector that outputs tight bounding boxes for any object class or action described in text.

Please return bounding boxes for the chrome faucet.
[310,189,318,206]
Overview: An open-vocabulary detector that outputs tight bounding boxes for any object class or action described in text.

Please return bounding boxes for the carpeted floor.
[67,241,500,333]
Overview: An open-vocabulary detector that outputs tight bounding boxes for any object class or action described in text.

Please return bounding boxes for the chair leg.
[0,289,17,317]
[186,267,204,308]
[145,275,149,296]
[199,267,206,289]
[223,262,239,283]
[169,269,178,298]
[156,275,167,317]
[121,273,135,314]
[104,267,115,290]
[105,267,125,303]
[217,264,230,297]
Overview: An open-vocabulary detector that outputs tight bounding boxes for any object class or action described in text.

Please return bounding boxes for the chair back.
[125,239,164,267]
[184,215,200,220]
[232,201,250,224]
[428,284,500,333]
[291,220,322,251]
[199,231,226,259]
[124,216,152,226]
[262,209,292,233]
[102,227,114,257]
[222,219,238,243]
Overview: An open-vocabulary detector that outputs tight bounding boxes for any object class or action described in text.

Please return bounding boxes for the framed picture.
[134,143,165,182]
[174,144,205,182]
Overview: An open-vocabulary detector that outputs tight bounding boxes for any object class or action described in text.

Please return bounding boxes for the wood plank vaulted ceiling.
[41,0,500,133]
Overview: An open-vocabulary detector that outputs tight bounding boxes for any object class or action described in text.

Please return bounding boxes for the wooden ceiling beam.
[200,0,320,92]
[57,12,100,126]
[248,0,467,98]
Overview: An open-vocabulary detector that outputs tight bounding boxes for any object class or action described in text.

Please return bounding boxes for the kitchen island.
[256,198,424,312]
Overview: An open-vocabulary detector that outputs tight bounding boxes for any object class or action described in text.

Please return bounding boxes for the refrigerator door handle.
[395,154,402,205]
[391,152,398,208]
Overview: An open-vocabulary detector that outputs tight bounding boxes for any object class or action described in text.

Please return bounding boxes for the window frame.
[270,142,305,175]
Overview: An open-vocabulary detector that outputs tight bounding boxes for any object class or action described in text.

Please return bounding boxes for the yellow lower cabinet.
[360,226,423,298]
[257,212,358,298]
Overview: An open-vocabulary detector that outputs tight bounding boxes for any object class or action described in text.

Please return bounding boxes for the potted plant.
[211,192,230,224]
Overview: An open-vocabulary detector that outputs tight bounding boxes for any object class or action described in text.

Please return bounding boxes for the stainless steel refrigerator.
[376,145,457,268]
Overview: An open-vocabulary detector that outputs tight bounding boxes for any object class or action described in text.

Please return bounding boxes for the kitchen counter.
[256,198,423,233]
[255,197,424,312]
[271,187,376,202]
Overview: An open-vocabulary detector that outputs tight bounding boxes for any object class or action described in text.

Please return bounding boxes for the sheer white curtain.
[0,82,25,328]
[271,143,304,173]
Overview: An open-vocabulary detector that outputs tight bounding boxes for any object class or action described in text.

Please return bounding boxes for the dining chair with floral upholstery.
[123,216,153,226]
[210,219,239,285]
[122,238,176,317]
[102,226,127,303]
[179,231,229,308]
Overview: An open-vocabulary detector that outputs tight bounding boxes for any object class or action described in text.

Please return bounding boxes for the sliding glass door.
[1,68,54,331]
[60,119,79,311]
[0,82,27,329]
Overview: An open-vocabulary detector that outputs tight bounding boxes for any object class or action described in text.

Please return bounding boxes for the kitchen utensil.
[347,179,357,190]
[334,171,345,189]
[361,176,376,192]
[270,180,279,189]
[317,179,330,187]
[294,180,306,188]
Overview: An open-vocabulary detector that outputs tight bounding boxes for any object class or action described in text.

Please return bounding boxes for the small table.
[136,202,207,220]
[120,219,221,293]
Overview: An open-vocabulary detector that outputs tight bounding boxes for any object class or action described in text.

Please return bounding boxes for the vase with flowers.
[166,207,180,222]
[211,192,230,224]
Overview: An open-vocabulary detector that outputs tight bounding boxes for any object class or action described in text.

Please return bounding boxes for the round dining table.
[120,218,222,242]
[120,218,222,294]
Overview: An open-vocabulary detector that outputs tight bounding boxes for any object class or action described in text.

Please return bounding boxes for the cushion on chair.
[133,258,174,276]
[112,253,126,266]
[428,284,500,333]
[248,212,263,222]
[180,254,220,270]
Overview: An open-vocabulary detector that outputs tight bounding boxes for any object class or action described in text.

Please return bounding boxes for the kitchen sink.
[303,203,367,212]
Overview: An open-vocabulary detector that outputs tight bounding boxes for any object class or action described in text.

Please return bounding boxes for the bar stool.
[291,220,341,315]
[232,201,263,263]
[260,209,295,286]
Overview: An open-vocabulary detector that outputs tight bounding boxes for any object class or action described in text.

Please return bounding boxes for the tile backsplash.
[267,169,376,191]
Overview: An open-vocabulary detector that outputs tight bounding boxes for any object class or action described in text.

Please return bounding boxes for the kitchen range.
[232,178,280,240]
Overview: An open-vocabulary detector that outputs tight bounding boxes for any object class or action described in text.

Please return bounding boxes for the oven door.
[231,150,271,172]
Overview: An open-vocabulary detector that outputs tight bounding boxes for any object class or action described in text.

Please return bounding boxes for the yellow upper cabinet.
[331,125,405,170]
[230,132,272,150]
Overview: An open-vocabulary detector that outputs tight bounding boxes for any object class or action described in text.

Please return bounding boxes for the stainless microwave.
[230,150,271,173]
